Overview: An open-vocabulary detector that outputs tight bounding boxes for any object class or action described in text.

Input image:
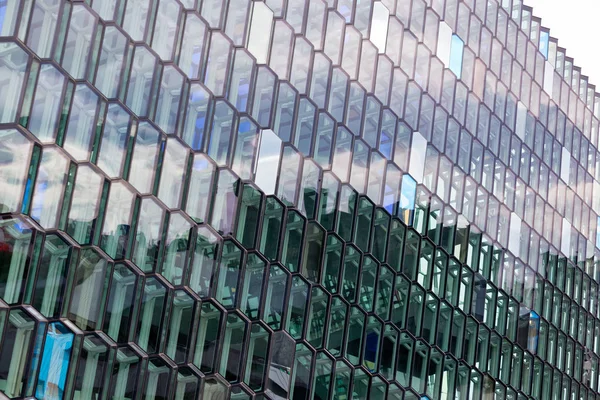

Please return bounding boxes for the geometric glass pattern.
[2,0,600,399]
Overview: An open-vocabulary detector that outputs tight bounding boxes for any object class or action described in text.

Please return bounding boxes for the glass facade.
[1,0,600,399]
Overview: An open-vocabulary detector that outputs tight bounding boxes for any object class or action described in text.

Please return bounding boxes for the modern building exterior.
[1,0,600,399]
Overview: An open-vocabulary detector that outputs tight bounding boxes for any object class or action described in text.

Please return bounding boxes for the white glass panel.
[254,129,282,195]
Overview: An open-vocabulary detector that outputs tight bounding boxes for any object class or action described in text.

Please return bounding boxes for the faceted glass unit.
[1,0,600,399]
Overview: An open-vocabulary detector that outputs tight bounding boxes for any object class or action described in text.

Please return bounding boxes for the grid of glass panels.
[2,0,600,399]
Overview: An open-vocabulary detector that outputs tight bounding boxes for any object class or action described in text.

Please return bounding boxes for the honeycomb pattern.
[2,0,600,399]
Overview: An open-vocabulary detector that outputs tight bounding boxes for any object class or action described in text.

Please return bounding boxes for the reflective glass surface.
[2,0,600,399]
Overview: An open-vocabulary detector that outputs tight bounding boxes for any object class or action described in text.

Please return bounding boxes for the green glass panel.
[0,218,34,305]
[332,360,351,400]
[244,323,269,391]
[236,184,262,249]
[240,253,266,320]
[160,212,192,286]
[325,296,347,356]
[135,276,167,354]
[103,263,139,343]
[301,221,324,282]
[306,286,328,349]
[215,240,243,309]
[100,181,135,259]
[188,226,219,297]
[313,352,333,400]
[321,234,342,294]
[68,248,111,331]
[341,245,360,303]
[174,367,200,400]
[285,276,308,339]
[289,343,312,400]
[132,198,165,273]
[280,210,304,273]
[220,312,247,382]
[259,197,284,261]
[193,302,222,374]
[166,290,197,364]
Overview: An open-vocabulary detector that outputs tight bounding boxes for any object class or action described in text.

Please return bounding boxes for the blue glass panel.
[36,323,74,400]
[539,31,549,59]
[399,174,416,226]
[528,311,540,354]
[449,34,464,77]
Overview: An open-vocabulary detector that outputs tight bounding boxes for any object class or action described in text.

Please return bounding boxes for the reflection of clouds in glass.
[102,181,134,236]
[0,129,32,213]
[254,129,282,195]
[247,2,273,64]
[68,166,102,223]
[31,148,69,229]
[370,2,389,53]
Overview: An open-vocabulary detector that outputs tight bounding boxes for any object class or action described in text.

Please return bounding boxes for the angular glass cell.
[0,129,33,213]
[193,301,222,373]
[0,218,33,305]
[298,159,320,219]
[244,322,269,391]
[103,263,139,343]
[259,197,284,261]
[269,21,293,79]
[66,165,103,245]
[449,34,464,77]
[0,0,22,36]
[128,122,162,194]
[207,100,235,166]
[220,312,247,382]
[166,290,197,364]
[204,32,231,97]
[30,147,69,229]
[188,226,219,298]
[72,333,110,399]
[281,210,305,273]
[143,356,172,400]
[247,2,273,64]
[26,0,60,58]
[225,0,250,46]
[231,117,259,180]
[35,321,75,400]
[27,64,65,141]
[215,240,243,309]
[0,42,28,123]
[264,264,288,330]
[68,248,111,330]
[30,233,71,318]
[175,367,200,400]
[236,185,262,248]
[107,346,143,399]
[151,0,180,61]
[277,147,301,206]
[135,276,167,354]
[125,46,157,117]
[210,169,239,235]
[228,49,254,113]
[90,0,119,21]
[155,66,184,134]
[160,212,192,286]
[63,84,99,161]
[97,103,131,178]
[251,67,276,127]
[254,129,282,196]
[182,84,211,151]
[185,154,215,223]
[132,198,165,273]
[158,138,188,209]
[240,253,266,320]
[178,13,207,80]
[122,0,151,41]
[61,5,95,79]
